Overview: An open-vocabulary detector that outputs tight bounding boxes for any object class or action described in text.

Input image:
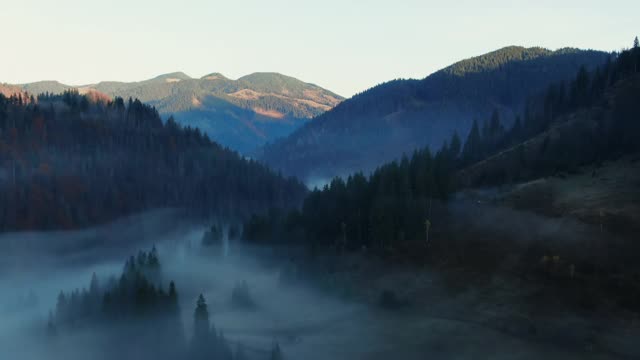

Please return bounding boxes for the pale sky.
[1,0,637,97]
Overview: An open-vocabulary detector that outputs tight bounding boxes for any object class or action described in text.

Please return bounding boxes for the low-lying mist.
[2,206,638,360]
[0,211,376,360]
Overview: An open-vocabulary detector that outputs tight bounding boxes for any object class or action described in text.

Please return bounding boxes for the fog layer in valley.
[1,210,638,360]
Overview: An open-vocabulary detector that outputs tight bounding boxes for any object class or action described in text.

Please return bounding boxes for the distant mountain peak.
[237,72,343,102]
[440,46,579,77]
[21,80,67,87]
[10,71,343,155]
[152,72,192,82]
[240,72,289,79]
[239,72,317,85]
[201,72,228,81]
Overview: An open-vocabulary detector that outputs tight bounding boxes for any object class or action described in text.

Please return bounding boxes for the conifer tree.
[168,281,179,314]
[448,131,462,161]
[462,119,482,164]
[89,272,100,296]
[193,294,210,340]
[55,291,68,323]
[489,109,502,138]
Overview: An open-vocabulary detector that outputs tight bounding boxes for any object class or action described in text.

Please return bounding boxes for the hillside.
[260,47,611,181]
[481,157,640,236]
[245,43,640,260]
[242,46,640,329]
[456,72,640,236]
[0,83,25,98]
[14,72,343,154]
[0,91,306,231]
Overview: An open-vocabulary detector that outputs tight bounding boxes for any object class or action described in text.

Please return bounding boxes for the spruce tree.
[55,291,68,323]
[448,131,461,161]
[462,119,482,164]
[194,294,210,340]
[489,109,501,138]
[168,281,179,314]
[571,66,590,107]
[89,272,99,296]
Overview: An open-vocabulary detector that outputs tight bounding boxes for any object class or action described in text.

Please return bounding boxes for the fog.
[1,209,638,360]
[0,210,375,360]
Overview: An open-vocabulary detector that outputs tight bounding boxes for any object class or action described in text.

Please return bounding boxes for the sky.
[1,0,637,97]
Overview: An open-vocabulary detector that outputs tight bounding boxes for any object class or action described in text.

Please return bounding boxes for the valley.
[2,209,639,360]
[1,2,639,358]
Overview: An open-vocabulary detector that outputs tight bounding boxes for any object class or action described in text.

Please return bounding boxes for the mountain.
[244,45,640,302]
[13,72,343,154]
[242,47,640,325]
[260,46,612,182]
[0,83,24,98]
[0,91,306,231]
[452,45,640,245]
[458,72,640,189]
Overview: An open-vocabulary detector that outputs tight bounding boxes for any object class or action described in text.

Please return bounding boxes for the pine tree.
[634,36,639,49]
[55,291,68,323]
[194,294,210,340]
[489,109,501,138]
[448,131,461,161]
[571,66,590,107]
[462,119,482,164]
[89,272,99,296]
[168,281,179,314]
[148,246,160,269]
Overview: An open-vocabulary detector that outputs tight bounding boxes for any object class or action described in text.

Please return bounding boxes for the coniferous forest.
[47,247,283,360]
[2,3,640,357]
[259,46,613,180]
[457,44,640,184]
[0,92,306,231]
[244,45,640,252]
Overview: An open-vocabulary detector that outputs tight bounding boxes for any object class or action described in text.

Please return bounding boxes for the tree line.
[244,136,457,250]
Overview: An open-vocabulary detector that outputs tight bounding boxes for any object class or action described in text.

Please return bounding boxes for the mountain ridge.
[10,72,344,154]
[260,46,612,181]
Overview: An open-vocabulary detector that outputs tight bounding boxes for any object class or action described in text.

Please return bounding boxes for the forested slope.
[0,91,306,231]
[260,47,611,180]
[16,73,343,154]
